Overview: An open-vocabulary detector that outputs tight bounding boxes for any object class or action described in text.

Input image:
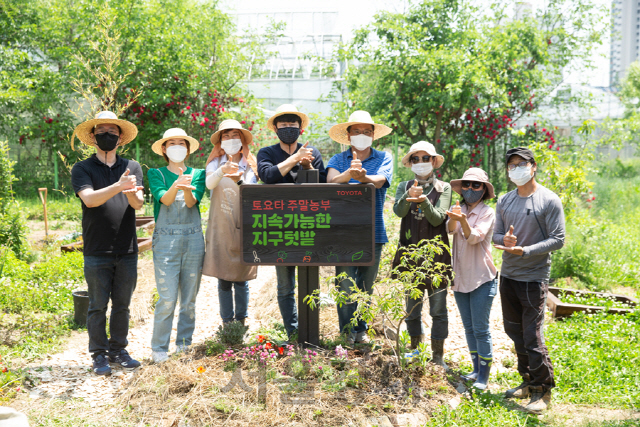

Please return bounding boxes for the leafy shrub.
[0,141,29,260]
[0,250,84,314]
[214,321,248,346]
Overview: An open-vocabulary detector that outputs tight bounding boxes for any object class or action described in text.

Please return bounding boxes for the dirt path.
[23,265,277,407]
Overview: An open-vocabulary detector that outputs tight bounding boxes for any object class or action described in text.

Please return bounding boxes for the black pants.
[500,276,555,391]
[85,254,138,358]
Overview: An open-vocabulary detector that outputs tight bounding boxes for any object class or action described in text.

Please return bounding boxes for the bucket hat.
[450,167,496,199]
[401,141,444,169]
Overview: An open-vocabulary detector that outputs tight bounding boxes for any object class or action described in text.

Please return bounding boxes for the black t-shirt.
[71,154,143,256]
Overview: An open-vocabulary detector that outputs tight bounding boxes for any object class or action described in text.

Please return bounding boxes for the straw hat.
[266,104,310,131]
[401,141,444,169]
[72,111,138,148]
[210,119,254,146]
[450,167,496,199]
[151,128,200,156]
[328,110,392,145]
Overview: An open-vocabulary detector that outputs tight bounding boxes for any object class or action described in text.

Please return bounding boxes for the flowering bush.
[219,335,295,371]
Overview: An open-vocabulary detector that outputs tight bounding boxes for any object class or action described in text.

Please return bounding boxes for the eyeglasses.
[410,155,432,164]
[507,161,530,171]
[461,181,483,190]
[350,129,374,137]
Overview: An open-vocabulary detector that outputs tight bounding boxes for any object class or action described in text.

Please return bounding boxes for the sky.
[221,0,613,88]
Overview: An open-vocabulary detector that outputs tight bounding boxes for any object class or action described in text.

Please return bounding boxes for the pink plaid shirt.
[448,202,498,293]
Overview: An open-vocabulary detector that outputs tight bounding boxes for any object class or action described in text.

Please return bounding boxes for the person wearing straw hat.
[326,110,393,345]
[445,168,498,390]
[147,128,206,364]
[392,141,452,369]
[203,119,259,326]
[492,147,565,414]
[256,104,327,340]
[70,111,144,375]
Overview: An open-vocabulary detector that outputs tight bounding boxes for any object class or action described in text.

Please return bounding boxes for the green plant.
[557,290,632,310]
[0,141,29,259]
[306,236,451,368]
[546,310,640,408]
[214,321,248,346]
[205,340,225,356]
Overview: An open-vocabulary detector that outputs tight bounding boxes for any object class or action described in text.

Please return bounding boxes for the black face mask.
[276,127,301,145]
[95,132,120,152]
[462,188,485,204]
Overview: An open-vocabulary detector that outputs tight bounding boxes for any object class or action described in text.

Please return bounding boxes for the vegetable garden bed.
[547,286,637,318]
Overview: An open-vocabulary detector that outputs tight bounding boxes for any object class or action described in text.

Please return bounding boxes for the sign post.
[241,182,376,347]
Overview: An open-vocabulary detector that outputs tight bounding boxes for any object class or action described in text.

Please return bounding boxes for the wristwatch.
[236,179,244,186]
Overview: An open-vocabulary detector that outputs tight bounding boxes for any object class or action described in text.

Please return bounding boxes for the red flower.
[266,342,272,349]
[278,347,284,355]
[1,367,7,373]
[257,335,265,343]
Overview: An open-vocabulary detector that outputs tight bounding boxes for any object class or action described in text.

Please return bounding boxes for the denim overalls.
[150,178,205,353]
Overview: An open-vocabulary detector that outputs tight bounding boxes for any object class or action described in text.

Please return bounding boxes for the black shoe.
[109,349,141,369]
[92,354,112,376]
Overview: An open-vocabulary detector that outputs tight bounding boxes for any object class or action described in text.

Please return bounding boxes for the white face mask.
[350,135,373,151]
[221,138,243,156]
[412,162,433,177]
[508,166,533,186]
[166,145,188,163]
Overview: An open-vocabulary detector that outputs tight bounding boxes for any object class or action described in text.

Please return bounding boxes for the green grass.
[18,195,82,222]
[546,310,640,408]
[551,158,640,291]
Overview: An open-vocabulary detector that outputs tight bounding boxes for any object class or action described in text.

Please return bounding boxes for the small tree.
[305,236,452,368]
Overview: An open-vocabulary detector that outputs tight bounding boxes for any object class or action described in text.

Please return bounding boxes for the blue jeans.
[276,266,298,337]
[150,226,204,352]
[454,278,498,359]
[405,284,449,339]
[85,254,138,357]
[336,243,384,335]
[218,279,250,323]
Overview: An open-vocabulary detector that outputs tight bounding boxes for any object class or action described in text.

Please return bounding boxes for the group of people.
[70,104,564,415]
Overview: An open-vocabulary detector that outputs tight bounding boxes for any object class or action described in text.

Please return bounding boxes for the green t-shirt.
[147,166,207,222]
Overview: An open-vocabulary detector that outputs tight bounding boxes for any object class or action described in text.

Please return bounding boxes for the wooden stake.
[38,188,48,238]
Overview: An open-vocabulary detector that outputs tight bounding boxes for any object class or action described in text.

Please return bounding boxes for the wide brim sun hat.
[151,128,200,156]
[210,119,254,146]
[328,110,392,145]
[266,104,310,131]
[72,111,138,148]
[450,167,496,199]
[401,141,445,169]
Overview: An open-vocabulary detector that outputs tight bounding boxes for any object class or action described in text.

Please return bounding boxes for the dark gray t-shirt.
[493,184,565,282]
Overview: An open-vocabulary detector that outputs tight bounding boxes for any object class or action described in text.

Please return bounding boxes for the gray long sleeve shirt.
[492,184,565,282]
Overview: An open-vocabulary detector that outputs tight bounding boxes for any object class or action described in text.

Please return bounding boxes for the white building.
[222,0,408,117]
[610,0,640,86]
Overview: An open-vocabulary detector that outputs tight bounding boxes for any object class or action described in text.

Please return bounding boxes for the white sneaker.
[175,344,189,354]
[355,331,371,344]
[152,351,169,364]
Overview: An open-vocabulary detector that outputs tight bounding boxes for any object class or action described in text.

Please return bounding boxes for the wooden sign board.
[241,184,375,266]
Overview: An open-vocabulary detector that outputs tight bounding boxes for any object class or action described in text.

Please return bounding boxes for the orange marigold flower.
[257,335,265,343]
[197,366,206,374]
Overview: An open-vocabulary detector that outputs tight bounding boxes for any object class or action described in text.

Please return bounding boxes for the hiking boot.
[109,349,141,369]
[472,357,492,390]
[431,339,449,370]
[345,332,356,346]
[92,354,112,376]
[152,351,169,364]
[462,351,479,381]
[505,374,532,399]
[410,334,424,350]
[355,331,370,344]
[525,386,551,414]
